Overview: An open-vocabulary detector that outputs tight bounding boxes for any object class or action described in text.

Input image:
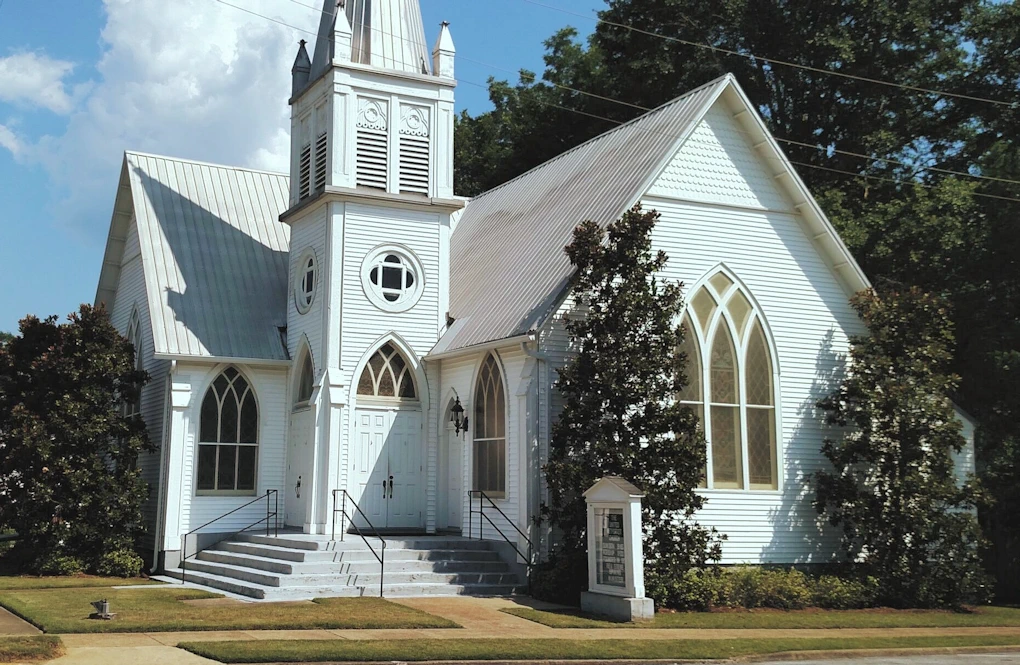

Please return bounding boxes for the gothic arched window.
[357,343,417,399]
[123,308,142,418]
[473,353,506,497]
[683,271,778,490]
[296,352,314,405]
[197,367,258,494]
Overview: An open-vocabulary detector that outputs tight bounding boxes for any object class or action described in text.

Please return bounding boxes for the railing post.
[274,490,279,536]
[340,492,346,542]
[331,491,336,541]
[380,541,385,598]
[479,493,483,541]
[181,533,186,584]
[265,490,270,536]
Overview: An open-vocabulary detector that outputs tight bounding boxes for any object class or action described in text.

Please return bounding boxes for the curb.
[245,645,1020,665]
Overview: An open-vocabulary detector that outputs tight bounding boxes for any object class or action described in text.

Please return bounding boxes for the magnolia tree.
[0,305,151,576]
[541,205,722,607]
[815,287,990,608]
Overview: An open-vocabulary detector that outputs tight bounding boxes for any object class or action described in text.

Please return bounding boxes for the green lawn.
[180,635,1020,663]
[0,636,63,663]
[0,575,159,590]
[0,587,458,633]
[503,605,1020,629]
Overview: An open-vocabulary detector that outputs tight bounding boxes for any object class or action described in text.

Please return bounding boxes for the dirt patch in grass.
[180,635,1020,663]
[0,587,459,633]
[0,636,63,663]
[502,605,1020,629]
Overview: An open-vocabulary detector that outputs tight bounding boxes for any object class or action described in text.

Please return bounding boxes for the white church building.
[94,0,974,597]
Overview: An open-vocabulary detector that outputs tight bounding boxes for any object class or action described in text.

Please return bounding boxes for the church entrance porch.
[350,342,426,532]
[165,531,525,599]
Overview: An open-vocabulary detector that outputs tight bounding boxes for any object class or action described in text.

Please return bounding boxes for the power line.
[518,0,1017,109]
[276,0,1020,189]
[206,0,1020,203]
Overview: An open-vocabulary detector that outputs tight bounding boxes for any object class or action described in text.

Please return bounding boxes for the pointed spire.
[310,0,341,78]
[432,21,455,79]
[333,2,353,64]
[292,40,312,97]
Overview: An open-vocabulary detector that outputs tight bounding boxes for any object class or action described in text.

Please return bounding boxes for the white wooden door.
[352,409,389,527]
[285,410,314,528]
[446,425,463,530]
[351,407,423,530]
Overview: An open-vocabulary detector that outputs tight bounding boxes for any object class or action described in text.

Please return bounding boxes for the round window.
[295,250,316,314]
[361,247,424,312]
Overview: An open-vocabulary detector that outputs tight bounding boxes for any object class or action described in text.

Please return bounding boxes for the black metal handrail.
[180,489,278,584]
[331,489,386,597]
[468,490,534,568]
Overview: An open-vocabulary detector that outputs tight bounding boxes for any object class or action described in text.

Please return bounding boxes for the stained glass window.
[197,367,258,494]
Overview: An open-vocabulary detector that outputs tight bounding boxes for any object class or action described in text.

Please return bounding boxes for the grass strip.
[0,588,458,633]
[0,575,158,590]
[0,636,63,663]
[503,605,1020,629]
[179,635,1020,663]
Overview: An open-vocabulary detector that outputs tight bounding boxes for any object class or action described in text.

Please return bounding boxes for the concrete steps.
[166,532,525,600]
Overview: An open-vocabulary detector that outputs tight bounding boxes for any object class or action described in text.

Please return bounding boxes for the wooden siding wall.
[111,219,170,549]
[287,206,329,376]
[173,362,289,536]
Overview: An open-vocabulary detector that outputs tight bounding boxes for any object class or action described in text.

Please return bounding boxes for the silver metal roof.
[98,152,291,361]
[442,76,730,354]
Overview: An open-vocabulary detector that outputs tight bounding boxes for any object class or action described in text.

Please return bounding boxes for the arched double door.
[351,343,423,530]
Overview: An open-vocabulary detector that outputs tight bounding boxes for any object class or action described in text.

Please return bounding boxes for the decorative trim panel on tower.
[399,104,430,196]
[356,97,389,191]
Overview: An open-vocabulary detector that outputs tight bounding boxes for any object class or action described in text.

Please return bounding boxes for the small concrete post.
[580,477,654,621]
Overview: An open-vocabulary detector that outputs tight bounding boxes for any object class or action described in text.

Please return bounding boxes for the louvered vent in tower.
[356,98,389,191]
[298,142,312,199]
[314,131,328,191]
[399,105,430,196]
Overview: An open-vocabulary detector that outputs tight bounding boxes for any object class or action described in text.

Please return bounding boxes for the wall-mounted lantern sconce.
[450,397,468,436]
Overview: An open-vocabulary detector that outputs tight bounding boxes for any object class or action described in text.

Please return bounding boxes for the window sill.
[195,490,259,497]
[696,487,782,495]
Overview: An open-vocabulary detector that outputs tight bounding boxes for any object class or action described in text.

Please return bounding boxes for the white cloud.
[36,0,322,233]
[0,52,82,114]
[0,123,25,158]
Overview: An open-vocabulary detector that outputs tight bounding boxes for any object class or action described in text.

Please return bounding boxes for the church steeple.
[310,0,431,79]
[291,40,311,98]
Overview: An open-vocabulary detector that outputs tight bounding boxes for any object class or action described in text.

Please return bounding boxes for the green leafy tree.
[0,305,151,575]
[544,206,722,608]
[0,332,12,347]
[814,288,990,608]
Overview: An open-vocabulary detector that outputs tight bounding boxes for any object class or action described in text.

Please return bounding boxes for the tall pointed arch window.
[197,367,259,495]
[296,352,314,406]
[357,343,417,399]
[123,309,142,418]
[683,271,778,490]
[473,354,506,498]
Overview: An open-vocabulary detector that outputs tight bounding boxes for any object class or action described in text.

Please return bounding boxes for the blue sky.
[0,0,603,333]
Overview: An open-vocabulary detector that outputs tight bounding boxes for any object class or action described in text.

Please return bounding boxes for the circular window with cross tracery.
[361,246,424,312]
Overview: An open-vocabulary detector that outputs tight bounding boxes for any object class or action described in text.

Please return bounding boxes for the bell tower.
[281,0,460,535]
[287,0,456,204]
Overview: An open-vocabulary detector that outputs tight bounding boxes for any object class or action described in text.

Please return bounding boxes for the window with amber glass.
[473,353,506,498]
[356,343,417,399]
[197,367,258,495]
[682,270,779,490]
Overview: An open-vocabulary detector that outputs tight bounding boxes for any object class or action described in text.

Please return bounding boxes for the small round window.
[295,250,316,314]
[361,247,424,312]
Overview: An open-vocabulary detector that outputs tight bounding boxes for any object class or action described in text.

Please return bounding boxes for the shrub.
[36,553,85,576]
[647,566,722,611]
[94,549,143,578]
[811,575,880,609]
[719,567,812,610]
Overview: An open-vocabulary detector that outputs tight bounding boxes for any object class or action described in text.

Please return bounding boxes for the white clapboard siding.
[175,362,289,536]
[287,205,328,378]
[338,203,442,379]
[109,219,170,549]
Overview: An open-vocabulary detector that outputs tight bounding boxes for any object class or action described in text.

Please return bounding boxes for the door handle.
[382,480,387,498]
[389,476,394,499]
